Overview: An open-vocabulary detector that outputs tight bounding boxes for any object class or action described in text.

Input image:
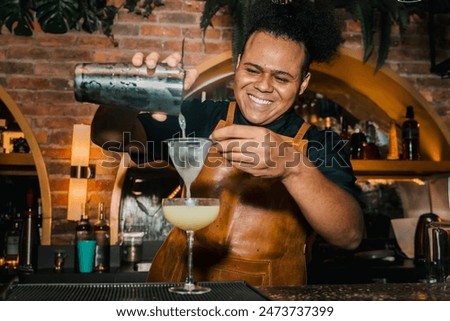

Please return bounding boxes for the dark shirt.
[137,99,359,199]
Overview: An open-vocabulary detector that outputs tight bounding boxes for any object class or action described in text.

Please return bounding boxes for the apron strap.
[215,101,310,152]
[294,122,310,142]
[225,101,236,126]
[214,101,236,130]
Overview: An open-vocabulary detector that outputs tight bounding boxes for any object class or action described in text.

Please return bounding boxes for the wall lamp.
[67,124,96,221]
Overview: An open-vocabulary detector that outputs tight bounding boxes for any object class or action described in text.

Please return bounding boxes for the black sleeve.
[134,99,228,164]
[306,127,361,201]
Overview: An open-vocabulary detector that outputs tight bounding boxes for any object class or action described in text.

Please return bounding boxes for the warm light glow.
[67,178,88,221]
[67,124,91,220]
[71,124,91,167]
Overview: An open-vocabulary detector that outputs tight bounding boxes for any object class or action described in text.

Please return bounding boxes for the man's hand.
[131,52,198,122]
[131,52,199,122]
[211,125,306,179]
[132,52,199,88]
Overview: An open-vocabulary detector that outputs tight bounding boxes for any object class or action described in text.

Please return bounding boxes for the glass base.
[168,283,211,295]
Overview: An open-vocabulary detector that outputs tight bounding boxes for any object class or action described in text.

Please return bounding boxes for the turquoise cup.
[77,240,96,273]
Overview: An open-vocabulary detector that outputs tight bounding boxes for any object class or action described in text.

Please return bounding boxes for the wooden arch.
[0,86,52,244]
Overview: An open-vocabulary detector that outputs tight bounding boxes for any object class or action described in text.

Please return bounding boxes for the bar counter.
[2,271,450,300]
[259,282,450,301]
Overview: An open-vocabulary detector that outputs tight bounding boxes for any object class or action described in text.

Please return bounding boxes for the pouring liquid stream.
[179,113,186,139]
[177,112,194,201]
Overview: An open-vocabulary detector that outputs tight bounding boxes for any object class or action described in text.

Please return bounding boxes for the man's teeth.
[249,95,271,105]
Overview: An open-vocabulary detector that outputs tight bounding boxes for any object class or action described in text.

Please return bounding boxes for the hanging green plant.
[0,0,35,36]
[200,0,449,72]
[0,0,163,46]
[35,0,80,34]
[342,0,411,71]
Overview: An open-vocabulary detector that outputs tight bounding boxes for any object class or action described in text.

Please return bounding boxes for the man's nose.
[254,73,273,92]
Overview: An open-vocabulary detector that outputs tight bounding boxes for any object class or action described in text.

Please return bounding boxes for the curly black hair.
[241,0,343,76]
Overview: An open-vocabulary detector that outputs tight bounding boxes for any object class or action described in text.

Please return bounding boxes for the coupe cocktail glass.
[162,137,218,294]
[162,197,220,294]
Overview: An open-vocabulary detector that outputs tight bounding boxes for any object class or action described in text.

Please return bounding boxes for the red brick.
[77,35,115,47]
[35,34,78,47]
[141,25,182,37]
[51,192,69,207]
[204,42,232,54]
[7,77,50,89]
[117,37,164,50]
[183,0,204,12]
[41,147,71,159]
[159,12,198,25]
[0,61,34,74]
[92,50,133,62]
[111,23,140,37]
[48,162,72,177]
[117,10,158,23]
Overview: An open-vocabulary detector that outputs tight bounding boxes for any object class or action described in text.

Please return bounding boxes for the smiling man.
[91,0,364,286]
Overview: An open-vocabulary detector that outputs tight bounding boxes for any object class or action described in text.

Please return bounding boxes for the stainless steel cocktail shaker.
[74,62,185,115]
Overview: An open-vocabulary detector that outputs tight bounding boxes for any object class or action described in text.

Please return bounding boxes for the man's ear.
[235,54,242,69]
[299,72,311,95]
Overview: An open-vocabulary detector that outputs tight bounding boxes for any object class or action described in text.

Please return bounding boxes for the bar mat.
[2,281,269,301]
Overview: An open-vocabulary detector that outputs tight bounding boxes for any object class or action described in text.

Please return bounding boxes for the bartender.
[91,0,364,286]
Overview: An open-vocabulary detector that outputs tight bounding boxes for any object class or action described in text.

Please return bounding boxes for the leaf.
[0,0,34,36]
[99,5,119,46]
[397,6,409,38]
[35,0,79,34]
[354,1,375,63]
[376,7,392,71]
[77,0,99,33]
[124,0,139,12]
[200,0,232,30]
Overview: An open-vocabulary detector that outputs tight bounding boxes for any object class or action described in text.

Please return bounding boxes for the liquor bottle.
[4,215,21,269]
[387,121,399,160]
[401,105,420,160]
[339,116,351,155]
[76,203,93,241]
[362,121,380,159]
[74,203,93,272]
[349,129,366,159]
[324,116,332,131]
[94,202,110,272]
[37,198,43,243]
[19,188,40,273]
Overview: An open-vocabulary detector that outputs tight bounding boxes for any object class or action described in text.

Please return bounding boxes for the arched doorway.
[0,86,52,245]
[186,48,450,161]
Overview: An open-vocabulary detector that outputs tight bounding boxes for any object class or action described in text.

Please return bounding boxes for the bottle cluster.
[74,202,110,273]
[0,188,42,272]
[298,98,420,161]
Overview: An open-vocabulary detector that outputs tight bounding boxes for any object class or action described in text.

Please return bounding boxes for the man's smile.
[248,94,272,105]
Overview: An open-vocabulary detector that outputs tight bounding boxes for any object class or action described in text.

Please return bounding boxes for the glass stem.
[185,230,194,285]
[186,183,191,199]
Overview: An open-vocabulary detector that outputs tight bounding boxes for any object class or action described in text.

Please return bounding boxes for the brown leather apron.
[147,102,312,286]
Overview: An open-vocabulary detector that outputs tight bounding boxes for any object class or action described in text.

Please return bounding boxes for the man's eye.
[246,68,259,74]
[275,76,289,83]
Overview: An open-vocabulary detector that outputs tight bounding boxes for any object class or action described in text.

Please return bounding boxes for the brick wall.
[0,1,448,244]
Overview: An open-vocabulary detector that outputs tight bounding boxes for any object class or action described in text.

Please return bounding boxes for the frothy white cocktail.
[163,204,219,231]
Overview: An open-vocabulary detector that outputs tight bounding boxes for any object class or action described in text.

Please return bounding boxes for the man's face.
[234,32,310,126]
